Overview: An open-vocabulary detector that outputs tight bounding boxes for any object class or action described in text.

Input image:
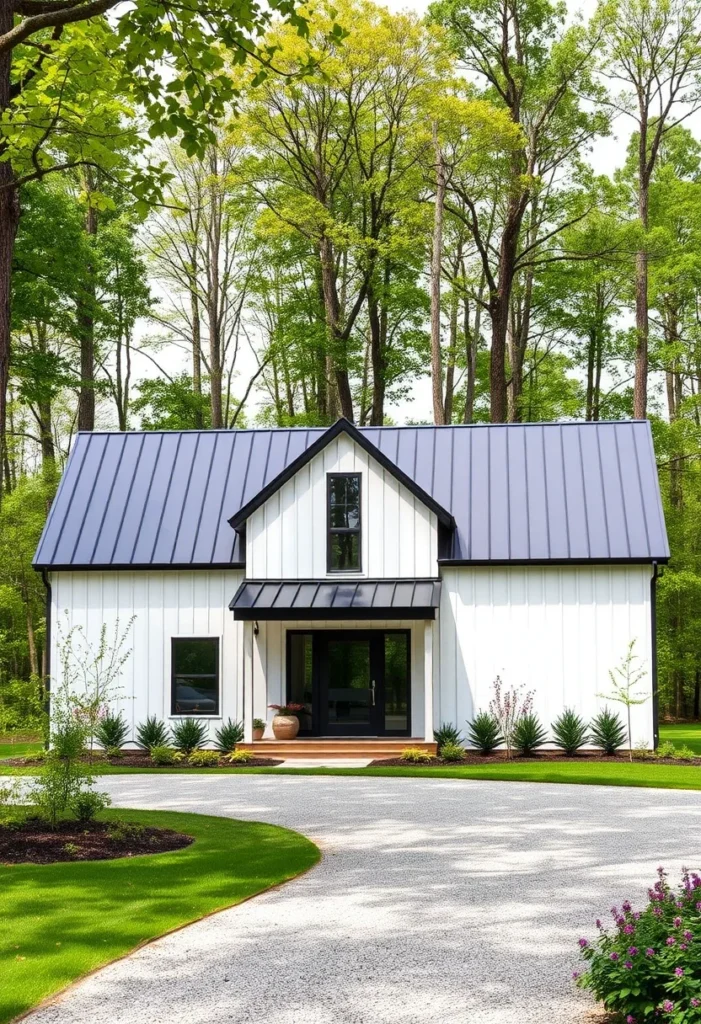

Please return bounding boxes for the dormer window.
[327,473,361,572]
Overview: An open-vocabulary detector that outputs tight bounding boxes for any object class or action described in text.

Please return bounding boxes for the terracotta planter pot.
[272,714,299,740]
[252,727,265,741]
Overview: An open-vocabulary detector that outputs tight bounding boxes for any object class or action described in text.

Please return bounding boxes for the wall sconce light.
[253,621,260,636]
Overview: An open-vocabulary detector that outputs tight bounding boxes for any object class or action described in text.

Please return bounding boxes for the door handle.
[370,679,376,706]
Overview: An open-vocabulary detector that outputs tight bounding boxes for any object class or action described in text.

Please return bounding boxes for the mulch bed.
[1,752,283,769]
[0,817,193,865]
[370,751,701,767]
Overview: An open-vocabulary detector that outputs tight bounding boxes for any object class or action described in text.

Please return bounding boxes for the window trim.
[326,472,362,574]
[170,635,221,717]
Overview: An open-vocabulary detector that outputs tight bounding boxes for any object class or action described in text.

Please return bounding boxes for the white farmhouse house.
[34,418,669,752]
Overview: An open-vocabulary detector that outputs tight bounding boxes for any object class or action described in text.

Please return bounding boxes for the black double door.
[288,630,410,737]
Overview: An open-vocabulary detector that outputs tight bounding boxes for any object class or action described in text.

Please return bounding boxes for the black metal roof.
[34,419,669,569]
[229,579,442,620]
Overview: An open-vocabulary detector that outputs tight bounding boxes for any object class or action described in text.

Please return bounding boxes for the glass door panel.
[326,637,373,732]
[384,633,409,733]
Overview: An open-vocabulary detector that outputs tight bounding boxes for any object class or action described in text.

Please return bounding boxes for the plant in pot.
[252,717,266,741]
[268,704,305,740]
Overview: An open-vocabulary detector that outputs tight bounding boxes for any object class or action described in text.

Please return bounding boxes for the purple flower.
[579,938,588,948]
[624,924,635,934]
[572,971,580,980]
[667,937,676,946]
[654,907,663,917]
[624,960,633,970]
[680,943,688,951]
[628,947,639,956]
[674,916,683,928]
[596,919,602,929]
[675,967,684,977]
[691,998,700,1008]
[610,952,620,962]
[646,948,656,957]
[626,1017,636,1024]
[622,900,632,913]
[661,1000,674,1014]
[684,930,693,941]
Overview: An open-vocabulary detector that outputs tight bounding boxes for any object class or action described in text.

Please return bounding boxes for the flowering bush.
[488,676,534,758]
[575,868,701,1022]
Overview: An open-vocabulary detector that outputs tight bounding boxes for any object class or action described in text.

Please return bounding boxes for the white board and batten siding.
[50,570,244,744]
[439,564,655,747]
[246,432,438,579]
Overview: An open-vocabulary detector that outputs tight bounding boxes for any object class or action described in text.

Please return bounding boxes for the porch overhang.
[229,579,441,621]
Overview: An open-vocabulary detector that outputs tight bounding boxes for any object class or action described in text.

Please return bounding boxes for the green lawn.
[0,809,319,1024]
[4,760,701,790]
[659,722,701,754]
[0,738,42,759]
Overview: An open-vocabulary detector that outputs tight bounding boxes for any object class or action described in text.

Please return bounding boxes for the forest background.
[1,0,700,728]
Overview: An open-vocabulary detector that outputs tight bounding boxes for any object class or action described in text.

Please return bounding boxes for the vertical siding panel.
[366,452,383,575]
[383,474,400,577]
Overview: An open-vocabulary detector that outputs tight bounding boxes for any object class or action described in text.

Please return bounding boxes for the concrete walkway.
[27,775,701,1024]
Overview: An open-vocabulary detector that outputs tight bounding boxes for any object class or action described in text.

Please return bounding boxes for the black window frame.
[170,636,220,717]
[326,472,362,573]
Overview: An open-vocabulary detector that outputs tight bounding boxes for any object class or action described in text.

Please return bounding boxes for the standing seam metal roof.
[33,420,669,569]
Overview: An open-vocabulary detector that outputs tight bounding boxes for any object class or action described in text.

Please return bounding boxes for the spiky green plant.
[552,708,589,755]
[136,716,170,750]
[590,708,627,755]
[171,718,207,755]
[466,711,503,754]
[512,713,548,756]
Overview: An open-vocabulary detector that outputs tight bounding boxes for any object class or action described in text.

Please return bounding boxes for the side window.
[171,637,219,715]
[327,473,361,571]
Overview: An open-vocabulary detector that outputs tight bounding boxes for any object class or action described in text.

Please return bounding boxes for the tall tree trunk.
[368,281,385,426]
[319,234,353,421]
[430,123,445,425]
[77,171,97,432]
[207,150,223,429]
[634,136,650,419]
[190,270,204,428]
[444,282,458,425]
[0,0,20,500]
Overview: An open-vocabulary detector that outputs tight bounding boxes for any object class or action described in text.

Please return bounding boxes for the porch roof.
[229,579,442,620]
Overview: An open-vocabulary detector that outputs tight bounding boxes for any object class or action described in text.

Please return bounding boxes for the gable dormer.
[229,419,454,579]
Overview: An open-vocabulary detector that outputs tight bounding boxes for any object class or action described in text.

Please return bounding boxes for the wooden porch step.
[239,738,436,759]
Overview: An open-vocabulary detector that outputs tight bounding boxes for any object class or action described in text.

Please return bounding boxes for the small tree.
[598,639,650,762]
[55,616,135,757]
[488,676,535,759]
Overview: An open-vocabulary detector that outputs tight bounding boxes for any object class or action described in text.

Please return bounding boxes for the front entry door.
[319,633,378,736]
[287,630,410,737]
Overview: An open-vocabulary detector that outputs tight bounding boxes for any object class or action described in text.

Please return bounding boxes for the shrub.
[214,718,244,753]
[552,708,589,755]
[590,708,627,755]
[171,718,207,755]
[105,745,123,759]
[434,722,463,748]
[32,718,95,828]
[466,711,503,754]
[657,740,676,759]
[576,867,701,1023]
[227,749,254,764]
[95,712,129,751]
[439,741,465,762]
[488,677,534,758]
[72,790,111,823]
[149,745,182,766]
[512,713,548,756]
[188,750,221,767]
[252,717,265,730]
[136,716,170,750]
[108,820,146,842]
[400,747,432,763]
[674,745,697,762]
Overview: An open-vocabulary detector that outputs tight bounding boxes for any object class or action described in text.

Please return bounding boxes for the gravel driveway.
[27,775,701,1024]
